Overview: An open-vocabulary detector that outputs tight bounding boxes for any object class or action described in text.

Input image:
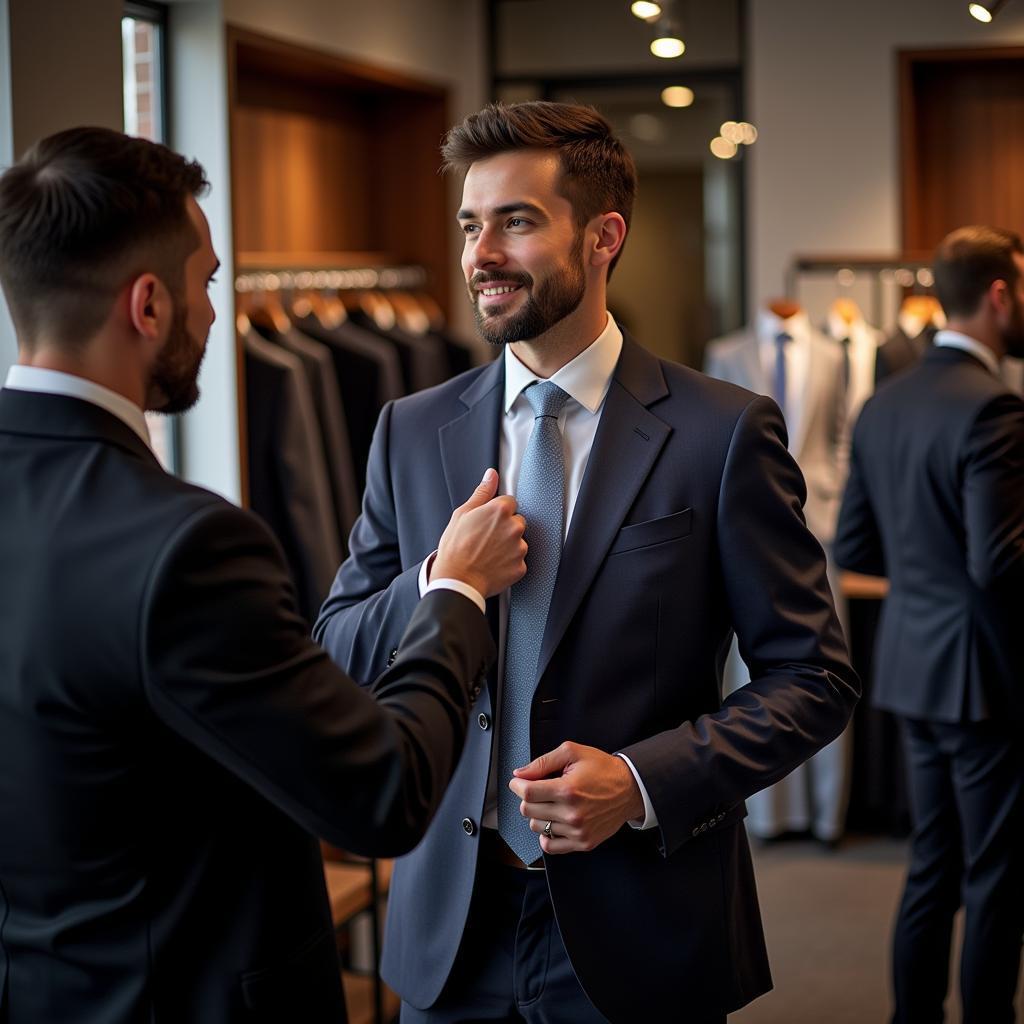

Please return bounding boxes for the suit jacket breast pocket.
[608,508,693,556]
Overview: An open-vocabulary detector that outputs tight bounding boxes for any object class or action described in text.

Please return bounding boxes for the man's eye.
[462,224,479,235]
[508,218,526,228]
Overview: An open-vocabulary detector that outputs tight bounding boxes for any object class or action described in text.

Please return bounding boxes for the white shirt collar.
[934,330,1000,376]
[756,308,811,349]
[503,311,623,415]
[4,365,152,448]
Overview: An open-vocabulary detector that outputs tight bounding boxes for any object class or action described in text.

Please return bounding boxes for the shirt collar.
[503,311,623,415]
[757,307,811,348]
[933,330,1001,376]
[4,365,152,448]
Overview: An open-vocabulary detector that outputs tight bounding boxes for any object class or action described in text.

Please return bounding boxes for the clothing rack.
[235,264,429,294]
[786,254,935,328]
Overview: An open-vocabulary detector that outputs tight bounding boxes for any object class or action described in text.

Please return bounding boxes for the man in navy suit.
[836,226,1024,1024]
[315,101,859,1023]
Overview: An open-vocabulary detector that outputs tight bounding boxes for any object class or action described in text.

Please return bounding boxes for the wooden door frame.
[900,45,1024,255]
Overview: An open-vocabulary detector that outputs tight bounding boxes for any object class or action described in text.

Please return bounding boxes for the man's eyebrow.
[456,202,546,221]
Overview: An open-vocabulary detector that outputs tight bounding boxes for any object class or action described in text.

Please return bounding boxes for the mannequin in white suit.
[704,302,852,843]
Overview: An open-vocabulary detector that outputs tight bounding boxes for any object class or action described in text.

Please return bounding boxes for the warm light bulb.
[720,121,743,144]
[738,122,758,145]
[661,85,694,108]
[651,36,685,58]
[710,136,737,160]
[969,3,994,21]
[631,1,663,19]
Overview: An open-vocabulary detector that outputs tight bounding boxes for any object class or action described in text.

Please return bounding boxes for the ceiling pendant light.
[968,0,1010,21]
[631,1,662,20]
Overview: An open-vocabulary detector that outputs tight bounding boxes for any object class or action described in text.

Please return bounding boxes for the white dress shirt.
[4,364,152,448]
[419,312,659,833]
[934,329,1000,376]
[757,308,811,445]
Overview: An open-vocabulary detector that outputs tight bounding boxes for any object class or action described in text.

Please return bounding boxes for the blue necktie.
[497,380,570,865]
[773,331,792,415]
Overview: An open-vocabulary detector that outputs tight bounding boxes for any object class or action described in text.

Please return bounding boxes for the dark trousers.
[892,717,1023,1024]
[400,856,608,1024]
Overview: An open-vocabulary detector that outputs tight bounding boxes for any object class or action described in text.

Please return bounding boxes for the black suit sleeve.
[140,502,494,857]
[963,393,1024,589]
[834,412,886,576]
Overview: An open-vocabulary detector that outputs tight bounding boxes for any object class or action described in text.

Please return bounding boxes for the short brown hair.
[441,101,637,276]
[932,226,1024,319]
[0,126,208,350]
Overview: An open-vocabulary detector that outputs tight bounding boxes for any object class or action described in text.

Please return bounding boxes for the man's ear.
[127,273,171,343]
[589,213,627,270]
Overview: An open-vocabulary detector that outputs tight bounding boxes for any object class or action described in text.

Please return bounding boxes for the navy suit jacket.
[315,334,859,1021]
[836,345,1024,726]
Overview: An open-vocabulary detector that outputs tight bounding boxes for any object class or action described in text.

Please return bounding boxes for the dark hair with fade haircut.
[933,225,1024,320]
[0,125,208,351]
[441,101,637,277]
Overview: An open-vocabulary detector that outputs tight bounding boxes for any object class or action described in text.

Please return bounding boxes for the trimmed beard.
[146,291,205,414]
[470,230,586,347]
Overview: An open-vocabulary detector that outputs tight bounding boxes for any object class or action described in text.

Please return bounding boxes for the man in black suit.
[315,101,859,1023]
[836,226,1024,1024]
[0,127,528,1023]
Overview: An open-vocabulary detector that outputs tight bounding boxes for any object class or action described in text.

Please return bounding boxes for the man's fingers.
[513,741,575,780]
[460,467,499,511]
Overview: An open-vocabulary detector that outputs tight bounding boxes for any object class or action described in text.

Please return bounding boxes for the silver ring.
[542,820,553,839]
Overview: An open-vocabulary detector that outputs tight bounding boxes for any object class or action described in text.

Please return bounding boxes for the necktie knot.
[775,331,793,349]
[524,380,569,420]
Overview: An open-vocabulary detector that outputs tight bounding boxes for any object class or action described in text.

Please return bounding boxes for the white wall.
[169,0,241,502]
[0,0,15,379]
[222,0,489,340]
[748,0,1024,320]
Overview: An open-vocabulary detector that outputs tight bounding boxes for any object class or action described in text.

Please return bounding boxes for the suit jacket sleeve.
[834,411,886,576]
[313,401,422,682]
[963,392,1024,589]
[141,501,494,857]
[620,396,860,856]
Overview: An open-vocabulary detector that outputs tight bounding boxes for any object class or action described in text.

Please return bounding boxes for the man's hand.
[432,468,527,598]
[507,741,645,855]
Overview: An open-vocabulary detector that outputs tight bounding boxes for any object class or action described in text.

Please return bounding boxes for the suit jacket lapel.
[790,332,824,458]
[741,332,766,394]
[438,357,505,692]
[536,335,671,683]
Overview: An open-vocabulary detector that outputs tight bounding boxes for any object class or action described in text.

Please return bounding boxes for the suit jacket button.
[478,713,490,730]
[386,648,398,668]
[692,826,700,837]
[470,685,482,703]
[462,817,476,836]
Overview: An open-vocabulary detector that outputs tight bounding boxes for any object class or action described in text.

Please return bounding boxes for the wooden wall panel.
[902,49,1024,252]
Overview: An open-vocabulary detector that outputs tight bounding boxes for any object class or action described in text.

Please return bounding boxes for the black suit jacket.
[315,334,859,1021]
[836,345,1024,725]
[0,387,494,1024]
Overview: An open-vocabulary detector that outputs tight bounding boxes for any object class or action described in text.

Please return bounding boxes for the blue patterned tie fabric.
[773,331,793,416]
[497,380,570,864]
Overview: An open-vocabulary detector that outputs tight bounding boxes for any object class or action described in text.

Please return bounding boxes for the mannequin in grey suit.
[316,102,859,1023]
[704,306,853,844]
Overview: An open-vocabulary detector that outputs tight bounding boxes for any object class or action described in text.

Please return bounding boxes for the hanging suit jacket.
[0,386,495,1024]
[314,333,859,1021]
[244,331,339,622]
[704,325,847,545]
[874,323,937,384]
[293,315,405,491]
[835,345,1024,726]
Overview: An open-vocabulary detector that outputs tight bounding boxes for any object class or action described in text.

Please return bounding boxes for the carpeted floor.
[728,834,1023,1023]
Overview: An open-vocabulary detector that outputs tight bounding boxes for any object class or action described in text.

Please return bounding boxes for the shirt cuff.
[423,577,486,615]
[615,753,659,830]
[417,552,437,597]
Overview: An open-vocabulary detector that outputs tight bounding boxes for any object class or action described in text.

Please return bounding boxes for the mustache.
[469,271,533,290]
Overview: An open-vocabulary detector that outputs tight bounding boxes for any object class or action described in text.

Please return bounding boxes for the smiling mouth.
[478,284,522,297]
